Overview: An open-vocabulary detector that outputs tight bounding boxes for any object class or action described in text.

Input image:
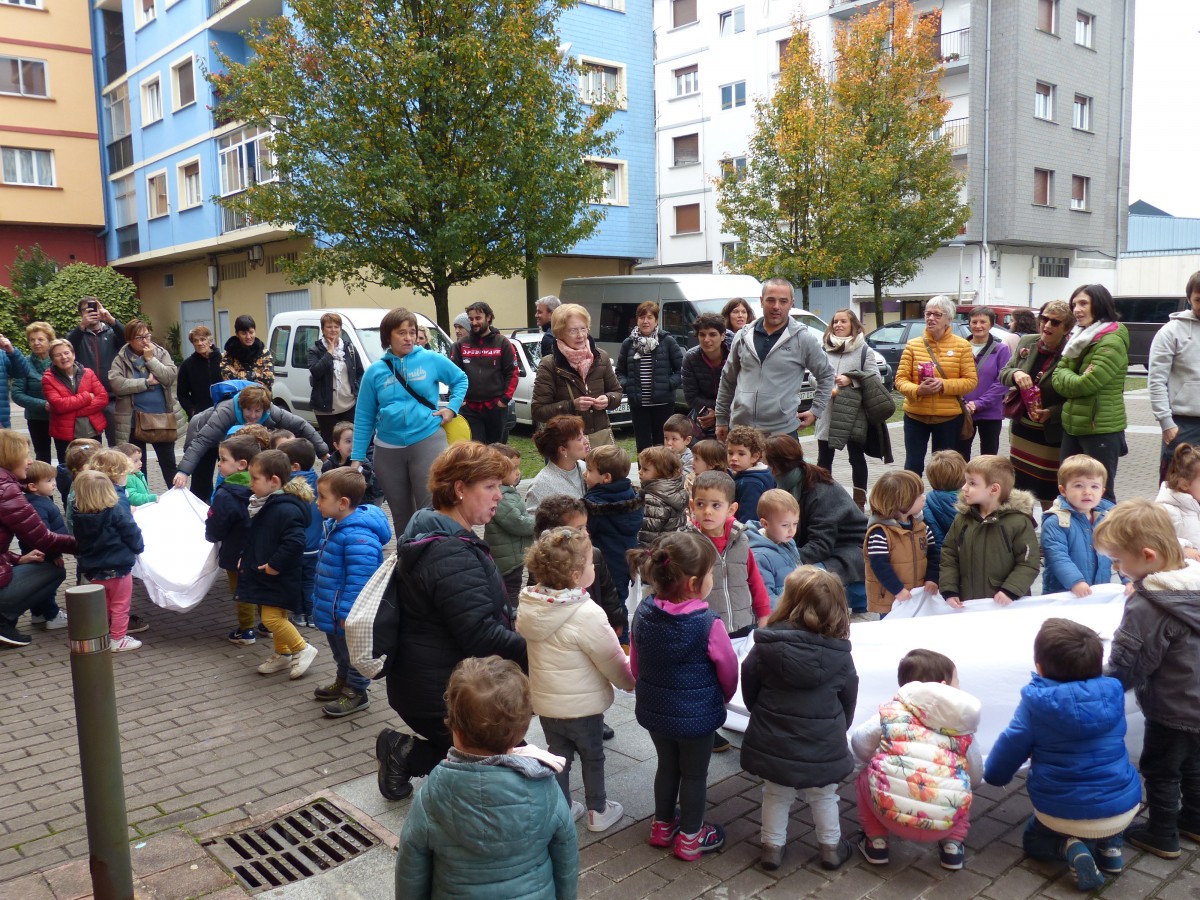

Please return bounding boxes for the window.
[671,0,696,28]
[674,203,701,234]
[146,170,168,218]
[777,37,793,70]
[720,241,744,265]
[674,64,698,97]
[0,146,53,186]
[113,174,136,226]
[581,0,622,8]
[1034,82,1054,120]
[1,0,44,6]
[1071,175,1089,211]
[720,81,746,110]
[141,75,162,124]
[872,324,908,345]
[1075,12,1093,47]
[588,161,625,205]
[1037,0,1057,34]
[1038,256,1070,278]
[269,326,291,367]
[105,83,130,139]
[719,7,744,36]
[218,124,275,196]
[171,56,195,110]
[672,133,699,166]
[719,155,747,177]
[579,61,623,106]
[1072,94,1091,131]
[137,0,156,27]
[0,57,47,97]
[1033,168,1053,206]
[177,159,201,209]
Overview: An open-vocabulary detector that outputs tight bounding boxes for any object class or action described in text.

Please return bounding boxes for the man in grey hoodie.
[1149,272,1200,480]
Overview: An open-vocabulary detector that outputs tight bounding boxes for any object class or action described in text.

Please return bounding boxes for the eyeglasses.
[134,332,152,340]
[1038,316,1064,327]
[564,327,589,337]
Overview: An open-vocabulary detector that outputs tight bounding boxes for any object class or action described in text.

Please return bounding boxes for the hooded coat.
[72,501,144,578]
[583,479,644,604]
[1052,324,1130,436]
[773,466,867,583]
[1156,482,1200,550]
[312,504,391,635]
[219,335,274,387]
[924,489,959,548]
[236,480,313,613]
[485,483,536,575]
[1039,495,1115,593]
[745,522,802,607]
[638,474,688,544]
[732,465,776,524]
[740,622,858,789]
[205,471,252,571]
[939,490,1040,601]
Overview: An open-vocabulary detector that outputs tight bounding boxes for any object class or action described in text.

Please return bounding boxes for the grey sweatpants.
[373,429,448,535]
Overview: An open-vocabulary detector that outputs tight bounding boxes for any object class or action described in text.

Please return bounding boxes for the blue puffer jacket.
[313,504,391,635]
[924,489,959,548]
[1040,496,1115,594]
[984,674,1141,820]
[72,502,144,578]
[745,521,801,609]
[583,478,644,605]
[733,466,776,524]
[291,469,322,554]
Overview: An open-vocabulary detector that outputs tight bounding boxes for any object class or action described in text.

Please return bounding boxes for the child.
[1096,500,1200,859]
[279,438,322,627]
[864,470,939,616]
[583,445,644,616]
[688,439,728,495]
[20,459,69,576]
[238,449,320,679]
[940,455,1040,607]
[985,618,1141,890]
[517,527,635,831]
[205,436,261,645]
[114,442,156,506]
[484,443,536,605]
[726,426,775,524]
[924,449,965,548]
[741,567,858,872]
[746,489,802,610]
[396,656,578,897]
[1156,443,1200,561]
[662,413,695,475]
[86,448,137,510]
[629,532,737,861]
[852,648,983,871]
[235,423,272,449]
[637,446,688,546]
[1040,454,1115,596]
[61,438,101,532]
[71,470,145,652]
[321,420,379,503]
[312,467,391,718]
[268,429,296,449]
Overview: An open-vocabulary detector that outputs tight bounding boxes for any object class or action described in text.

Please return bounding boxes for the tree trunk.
[872,278,885,329]
[432,283,452,334]
[525,270,539,329]
[800,281,811,311]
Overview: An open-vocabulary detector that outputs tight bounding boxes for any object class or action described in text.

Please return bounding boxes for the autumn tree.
[213,0,615,331]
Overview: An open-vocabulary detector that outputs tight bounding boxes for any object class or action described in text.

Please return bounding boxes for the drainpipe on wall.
[980,0,992,306]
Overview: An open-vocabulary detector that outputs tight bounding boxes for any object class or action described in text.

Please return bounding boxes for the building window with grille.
[1038,256,1070,278]
[672,133,699,167]
[0,146,54,186]
[1034,82,1054,120]
[671,0,697,28]
[1070,175,1089,211]
[674,64,699,97]
[1033,168,1054,206]
[720,81,746,110]
[1072,94,1091,131]
[146,170,168,218]
[1075,12,1093,47]
[0,56,47,97]
[1037,0,1057,34]
[719,7,744,36]
[674,203,701,235]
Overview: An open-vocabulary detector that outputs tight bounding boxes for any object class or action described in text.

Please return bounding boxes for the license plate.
[613,401,630,415]
[799,391,815,401]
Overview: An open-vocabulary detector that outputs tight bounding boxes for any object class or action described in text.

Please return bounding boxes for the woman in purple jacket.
[958,306,1013,460]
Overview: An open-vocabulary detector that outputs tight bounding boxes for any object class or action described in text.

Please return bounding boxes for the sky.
[1128,0,1200,216]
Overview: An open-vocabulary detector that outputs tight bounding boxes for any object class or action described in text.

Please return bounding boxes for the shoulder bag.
[923,338,984,442]
[131,357,178,443]
[564,376,615,447]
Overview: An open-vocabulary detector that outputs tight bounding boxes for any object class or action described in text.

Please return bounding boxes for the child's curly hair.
[1167,443,1200,493]
[86,448,137,481]
[525,526,592,590]
[235,423,272,449]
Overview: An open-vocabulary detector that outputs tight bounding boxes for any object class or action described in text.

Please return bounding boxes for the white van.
[267,308,452,422]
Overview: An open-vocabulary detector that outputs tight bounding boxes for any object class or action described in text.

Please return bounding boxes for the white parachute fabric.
[132,488,219,611]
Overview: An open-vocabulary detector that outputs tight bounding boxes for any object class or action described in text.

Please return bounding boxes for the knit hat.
[453,313,470,330]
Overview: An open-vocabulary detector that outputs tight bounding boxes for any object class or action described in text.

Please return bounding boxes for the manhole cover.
[203,798,380,892]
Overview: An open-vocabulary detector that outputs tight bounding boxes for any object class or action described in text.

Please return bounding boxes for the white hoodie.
[1149,307,1200,429]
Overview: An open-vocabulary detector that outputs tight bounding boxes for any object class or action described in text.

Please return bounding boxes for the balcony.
[828,0,887,19]
[116,225,139,259]
[941,28,969,70]
[106,136,133,173]
[939,117,969,154]
[209,0,284,32]
[220,199,262,234]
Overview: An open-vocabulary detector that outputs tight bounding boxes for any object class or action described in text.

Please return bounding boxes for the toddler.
[583,445,644,613]
[662,413,695,475]
[268,429,296,449]
[637,445,688,546]
[923,449,965,548]
[114,442,156,506]
[726,426,775,524]
[20,459,67,561]
[61,438,101,531]
[518,527,634,831]
[852,649,982,871]
[235,423,272,450]
[1155,442,1200,560]
[484,443,536,605]
[746,489,802,610]
[864,470,939,615]
[205,436,261,645]
[630,532,737,861]
[741,567,858,872]
[1040,454,1114,595]
[86,448,137,510]
[690,440,728,477]
[280,438,322,627]
[321,420,379,503]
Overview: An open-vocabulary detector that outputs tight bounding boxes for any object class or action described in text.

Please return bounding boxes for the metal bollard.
[66,583,133,900]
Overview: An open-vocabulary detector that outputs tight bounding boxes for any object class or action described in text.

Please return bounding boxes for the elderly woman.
[176,326,223,420]
[894,295,978,475]
[523,414,589,514]
[531,303,622,443]
[219,314,274,387]
[1000,300,1071,507]
[109,321,189,482]
[616,301,683,452]
[307,312,365,449]
[1051,284,1129,502]
[375,441,527,802]
[352,308,466,534]
[957,307,1013,461]
[721,297,756,340]
[12,321,54,462]
[42,339,108,463]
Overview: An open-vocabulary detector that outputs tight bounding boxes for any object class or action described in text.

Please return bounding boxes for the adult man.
[536,294,561,359]
[67,296,125,445]
[715,278,833,441]
[1149,271,1200,480]
[450,301,518,443]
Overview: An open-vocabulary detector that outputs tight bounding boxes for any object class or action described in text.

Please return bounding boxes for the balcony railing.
[939,117,969,152]
[221,199,261,234]
[208,0,237,15]
[941,28,969,63]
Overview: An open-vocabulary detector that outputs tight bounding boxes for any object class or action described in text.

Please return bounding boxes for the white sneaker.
[44,611,69,631]
[587,800,624,833]
[110,635,142,652]
[257,653,292,674]
[289,643,319,679]
[570,800,586,822]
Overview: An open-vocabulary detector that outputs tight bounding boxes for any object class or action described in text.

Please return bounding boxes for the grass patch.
[1124,376,1147,392]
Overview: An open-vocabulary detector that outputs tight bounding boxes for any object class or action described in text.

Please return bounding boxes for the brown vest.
[864,519,929,614]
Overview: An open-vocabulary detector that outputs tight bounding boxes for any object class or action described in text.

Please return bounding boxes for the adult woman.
[42,339,108,463]
[616,302,683,452]
[375,441,527,801]
[1010,308,1038,338]
[352,308,466,534]
[681,313,729,440]
[0,430,75,644]
[176,326,223,420]
[523,415,588,513]
[219,314,274,387]
[764,434,868,611]
[109,321,188,482]
[1051,284,1130,502]
[1000,300,1071,507]
[12,321,55,462]
[894,295,978,475]
[531,303,622,440]
[957,307,1013,461]
[721,297,756,340]
[306,312,365,449]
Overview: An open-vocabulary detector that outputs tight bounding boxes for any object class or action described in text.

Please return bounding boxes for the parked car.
[506,328,631,429]
[866,319,1011,388]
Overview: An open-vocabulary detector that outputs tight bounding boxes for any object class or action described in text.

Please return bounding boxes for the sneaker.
[648,816,681,848]
[313,678,346,702]
[759,843,784,871]
[1178,820,1200,844]
[858,836,889,865]
[226,628,256,646]
[375,729,414,801]
[673,823,725,862]
[938,840,965,871]
[43,610,68,631]
[571,800,586,823]
[127,614,149,634]
[257,621,272,635]
[257,653,292,675]
[322,691,369,718]
[1094,841,1124,875]
[712,733,731,753]
[110,635,142,652]
[819,837,855,871]
[289,643,319,679]
[30,614,46,627]
[1125,824,1181,859]
[0,625,32,647]
[1065,838,1104,891]
[587,800,624,833]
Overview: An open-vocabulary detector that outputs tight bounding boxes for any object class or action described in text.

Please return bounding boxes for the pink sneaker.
[648,817,681,848]
[673,823,726,862]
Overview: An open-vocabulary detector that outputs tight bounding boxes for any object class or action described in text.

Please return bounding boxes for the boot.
[1125,813,1181,859]
[853,487,867,512]
[759,843,784,871]
[375,728,414,801]
[819,837,854,870]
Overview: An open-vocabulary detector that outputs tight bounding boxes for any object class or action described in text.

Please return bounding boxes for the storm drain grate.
[203,798,380,892]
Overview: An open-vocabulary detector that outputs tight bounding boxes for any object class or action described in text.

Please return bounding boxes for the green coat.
[484,484,535,575]
[939,490,1040,602]
[1051,325,1129,436]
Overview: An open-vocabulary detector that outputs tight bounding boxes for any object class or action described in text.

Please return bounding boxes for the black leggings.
[27,419,51,463]
[631,403,673,453]
[650,731,713,834]
[958,418,1003,461]
[817,439,868,492]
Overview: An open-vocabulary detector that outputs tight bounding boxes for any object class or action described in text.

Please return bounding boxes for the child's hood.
[1045,494,1114,529]
[896,681,982,736]
[641,474,688,511]
[1020,674,1127,740]
[334,503,392,545]
[1140,560,1200,635]
[1156,482,1200,517]
[224,470,251,487]
[955,487,1037,524]
[516,585,592,642]
[753,624,851,690]
[736,464,773,483]
[293,469,319,492]
[71,505,118,534]
[745,521,799,556]
[584,480,643,515]
[282,477,314,504]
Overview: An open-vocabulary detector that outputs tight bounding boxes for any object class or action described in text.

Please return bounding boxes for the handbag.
[922,338,975,441]
[564,378,614,447]
[344,553,399,680]
[1001,387,1024,419]
[385,358,464,441]
[134,411,178,443]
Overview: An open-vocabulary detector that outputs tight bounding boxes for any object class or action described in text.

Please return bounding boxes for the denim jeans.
[1022,815,1125,860]
[0,561,65,628]
[903,414,962,476]
[1162,415,1200,482]
[327,632,370,693]
[1140,719,1200,835]
[541,713,607,811]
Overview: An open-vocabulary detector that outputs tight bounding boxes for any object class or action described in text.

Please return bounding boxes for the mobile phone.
[87,300,99,313]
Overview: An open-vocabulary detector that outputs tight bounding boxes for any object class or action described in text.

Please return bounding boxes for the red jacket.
[0,468,76,588]
[42,365,109,442]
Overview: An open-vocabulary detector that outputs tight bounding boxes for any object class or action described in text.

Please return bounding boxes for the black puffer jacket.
[236,480,313,614]
[774,467,868,583]
[681,343,727,417]
[617,330,683,406]
[740,623,858,789]
[388,509,527,722]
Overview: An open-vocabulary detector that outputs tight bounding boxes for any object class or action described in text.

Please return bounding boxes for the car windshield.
[692,299,825,332]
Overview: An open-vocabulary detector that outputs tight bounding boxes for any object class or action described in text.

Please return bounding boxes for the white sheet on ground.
[132,488,219,611]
